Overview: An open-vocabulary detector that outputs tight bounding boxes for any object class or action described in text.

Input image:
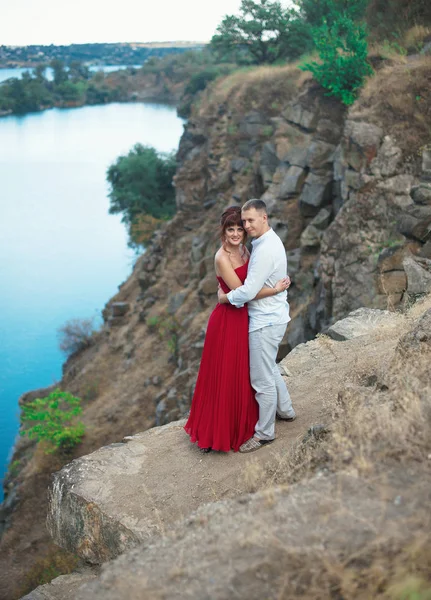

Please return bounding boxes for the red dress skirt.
[184,261,258,451]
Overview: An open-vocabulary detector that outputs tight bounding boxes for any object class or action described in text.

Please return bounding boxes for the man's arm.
[220,249,274,306]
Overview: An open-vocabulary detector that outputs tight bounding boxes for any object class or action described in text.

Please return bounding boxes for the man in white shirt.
[218,199,296,453]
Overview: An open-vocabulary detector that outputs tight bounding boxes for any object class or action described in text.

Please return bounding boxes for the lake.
[0,100,184,501]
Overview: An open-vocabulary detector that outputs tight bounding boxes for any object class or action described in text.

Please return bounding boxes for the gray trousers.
[249,323,295,440]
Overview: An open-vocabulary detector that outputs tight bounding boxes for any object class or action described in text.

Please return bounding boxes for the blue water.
[0,65,142,84]
[0,101,183,500]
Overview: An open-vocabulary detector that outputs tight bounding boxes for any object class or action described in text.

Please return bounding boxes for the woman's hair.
[219,206,246,243]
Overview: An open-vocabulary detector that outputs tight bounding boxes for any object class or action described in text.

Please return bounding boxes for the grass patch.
[196,63,310,117]
[352,55,431,168]
[18,547,80,597]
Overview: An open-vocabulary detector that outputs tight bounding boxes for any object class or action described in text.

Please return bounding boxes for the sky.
[0,0,246,46]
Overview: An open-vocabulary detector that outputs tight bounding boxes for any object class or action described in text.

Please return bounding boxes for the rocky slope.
[1,56,430,599]
[24,296,431,598]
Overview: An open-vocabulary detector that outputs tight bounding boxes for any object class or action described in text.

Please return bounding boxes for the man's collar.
[251,227,273,246]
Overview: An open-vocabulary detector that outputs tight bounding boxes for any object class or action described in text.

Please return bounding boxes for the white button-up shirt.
[227,228,290,332]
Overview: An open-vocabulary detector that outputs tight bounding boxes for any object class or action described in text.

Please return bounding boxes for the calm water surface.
[0,101,183,500]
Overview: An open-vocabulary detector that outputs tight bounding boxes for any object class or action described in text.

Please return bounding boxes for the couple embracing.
[185,199,296,454]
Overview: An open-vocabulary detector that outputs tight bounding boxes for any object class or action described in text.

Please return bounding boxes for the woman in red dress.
[184,206,288,452]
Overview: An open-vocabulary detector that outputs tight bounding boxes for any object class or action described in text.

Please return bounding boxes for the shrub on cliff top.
[301,3,373,105]
[20,389,85,454]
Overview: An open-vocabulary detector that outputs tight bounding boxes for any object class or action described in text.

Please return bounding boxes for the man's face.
[241,208,267,238]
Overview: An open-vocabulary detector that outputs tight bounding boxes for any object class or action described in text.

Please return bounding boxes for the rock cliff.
[1,56,430,599]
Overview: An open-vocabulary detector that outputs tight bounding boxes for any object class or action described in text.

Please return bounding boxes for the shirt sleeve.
[227,247,274,307]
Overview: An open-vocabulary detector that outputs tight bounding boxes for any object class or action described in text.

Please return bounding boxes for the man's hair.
[241,199,267,214]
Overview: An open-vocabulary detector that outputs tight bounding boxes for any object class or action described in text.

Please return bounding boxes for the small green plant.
[262,125,274,137]
[20,389,85,454]
[146,315,161,332]
[227,123,238,136]
[146,314,180,360]
[301,7,373,105]
[7,459,21,478]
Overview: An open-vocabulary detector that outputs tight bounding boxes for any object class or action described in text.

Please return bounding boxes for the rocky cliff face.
[1,58,430,599]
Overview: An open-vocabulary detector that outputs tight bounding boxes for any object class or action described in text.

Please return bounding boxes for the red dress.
[184,261,258,452]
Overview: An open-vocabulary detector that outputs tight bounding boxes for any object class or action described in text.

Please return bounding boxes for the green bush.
[107,144,176,247]
[20,389,85,454]
[301,6,373,105]
[184,67,225,96]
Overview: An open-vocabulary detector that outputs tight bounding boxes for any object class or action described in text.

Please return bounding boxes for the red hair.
[219,206,246,243]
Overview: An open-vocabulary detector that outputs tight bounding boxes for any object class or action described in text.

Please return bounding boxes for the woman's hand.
[274,276,291,294]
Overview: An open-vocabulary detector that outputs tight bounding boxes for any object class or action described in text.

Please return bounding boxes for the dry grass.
[196,63,310,118]
[16,547,80,598]
[245,300,431,599]
[351,55,431,167]
[403,25,431,52]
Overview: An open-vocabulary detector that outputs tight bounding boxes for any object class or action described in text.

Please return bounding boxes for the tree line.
[0,59,127,114]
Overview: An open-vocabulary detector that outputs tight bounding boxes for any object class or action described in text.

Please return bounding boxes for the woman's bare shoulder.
[215,247,229,266]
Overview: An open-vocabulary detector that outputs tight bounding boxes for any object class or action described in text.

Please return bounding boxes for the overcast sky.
[0,0,248,46]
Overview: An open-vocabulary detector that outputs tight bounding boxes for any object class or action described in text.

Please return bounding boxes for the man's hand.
[217,285,228,304]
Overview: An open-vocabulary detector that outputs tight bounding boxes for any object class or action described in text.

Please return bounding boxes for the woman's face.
[224,224,245,247]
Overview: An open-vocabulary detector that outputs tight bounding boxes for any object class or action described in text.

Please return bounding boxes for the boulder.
[199,274,219,296]
[20,569,99,600]
[305,140,336,170]
[231,158,249,173]
[299,173,333,216]
[397,308,431,356]
[190,236,207,264]
[300,208,332,248]
[259,142,279,186]
[270,219,289,244]
[422,147,431,177]
[168,292,188,315]
[239,111,270,138]
[327,308,401,341]
[377,270,407,295]
[282,102,318,131]
[403,256,431,294]
[111,303,130,318]
[370,136,402,177]
[411,183,431,206]
[283,145,309,168]
[377,175,414,196]
[279,166,307,198]
[420,240,431,259]
[344,121,384,172]
[315,118,343,145]
[397,204,431,242]
[286,248,301,276]
[377,243,419,273]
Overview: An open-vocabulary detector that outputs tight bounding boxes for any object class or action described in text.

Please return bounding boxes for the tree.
[50,58,68,86]
[211,0,306,64]
[295,0,368,27]
[69,60,90,82]
[107,144,177,246]
[300,2,373,105]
